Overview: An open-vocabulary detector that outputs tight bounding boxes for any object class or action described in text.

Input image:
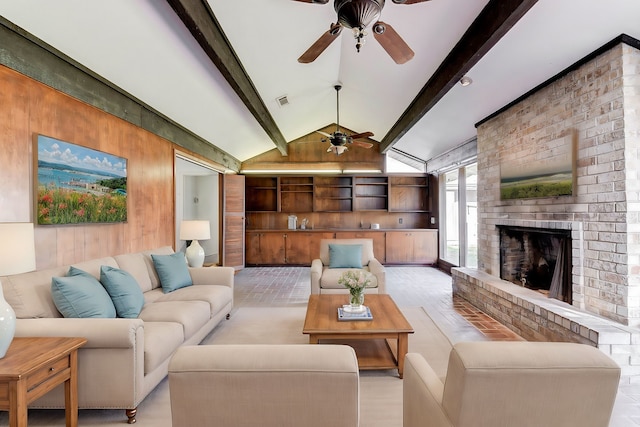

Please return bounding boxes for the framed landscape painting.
[500,134,575,200]
[35,135,128,225]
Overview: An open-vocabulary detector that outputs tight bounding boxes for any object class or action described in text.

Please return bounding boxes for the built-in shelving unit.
[313,176,353,212]
[389,176,429,212]
[354,176,388,211]
[245,174,429,215]
[280,176,314,212]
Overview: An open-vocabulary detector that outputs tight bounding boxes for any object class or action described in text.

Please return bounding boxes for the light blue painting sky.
[38,135,127,177]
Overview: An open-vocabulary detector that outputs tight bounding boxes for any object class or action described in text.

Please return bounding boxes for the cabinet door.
[335,231,386,263]
[385,232,413,264]
[246,232,285,265]
[285,232,335,265]
[411,230,438,264]
[222,174,245,269]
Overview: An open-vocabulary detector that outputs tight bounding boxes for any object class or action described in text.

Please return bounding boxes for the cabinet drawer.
[27,355,70,391]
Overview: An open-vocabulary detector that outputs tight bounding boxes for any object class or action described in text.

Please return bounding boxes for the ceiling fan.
[318,84,374,155]
[294,0,431,64]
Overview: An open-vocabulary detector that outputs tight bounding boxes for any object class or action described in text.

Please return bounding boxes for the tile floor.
[233,265,640,426]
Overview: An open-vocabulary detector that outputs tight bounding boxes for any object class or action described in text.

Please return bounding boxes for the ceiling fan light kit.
[317,84,375,155]
[295,0,430,64]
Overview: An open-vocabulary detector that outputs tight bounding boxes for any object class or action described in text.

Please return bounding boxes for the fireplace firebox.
[498,225,572,303]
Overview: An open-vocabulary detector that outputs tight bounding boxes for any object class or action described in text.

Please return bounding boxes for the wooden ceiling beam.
[166,0,288,156]
[379,0,539,153]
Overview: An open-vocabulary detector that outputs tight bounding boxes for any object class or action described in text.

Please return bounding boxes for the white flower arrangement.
[338,270,372,305]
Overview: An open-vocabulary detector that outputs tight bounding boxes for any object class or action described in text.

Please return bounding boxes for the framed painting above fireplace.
[500,134,575,200]
[35,134,128,225]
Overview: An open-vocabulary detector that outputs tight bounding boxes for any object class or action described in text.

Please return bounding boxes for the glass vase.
[349,290,365,312]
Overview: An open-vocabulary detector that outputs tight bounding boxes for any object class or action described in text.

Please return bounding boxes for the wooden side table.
[0,337,87,427]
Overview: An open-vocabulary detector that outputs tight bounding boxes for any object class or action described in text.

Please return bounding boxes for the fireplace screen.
[499,226,571,303]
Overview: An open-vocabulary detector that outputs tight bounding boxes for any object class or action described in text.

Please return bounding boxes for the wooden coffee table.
[303,294,414,378]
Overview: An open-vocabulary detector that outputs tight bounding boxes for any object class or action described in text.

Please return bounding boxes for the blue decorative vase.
[0,281,16,358]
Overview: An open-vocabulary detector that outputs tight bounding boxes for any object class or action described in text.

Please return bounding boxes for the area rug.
[6,306,452,427]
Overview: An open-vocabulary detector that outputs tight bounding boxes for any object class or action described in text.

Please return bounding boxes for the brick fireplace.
[451,37,640,382]
[498,223,572,303]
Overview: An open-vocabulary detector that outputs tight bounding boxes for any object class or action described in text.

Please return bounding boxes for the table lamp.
[0,223,36,358]
[180,220,211,268]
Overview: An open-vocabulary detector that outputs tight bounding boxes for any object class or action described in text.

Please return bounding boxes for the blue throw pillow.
[328,244,363,268]
[151,252,193,293]
[51,267,116,318]
[100,265,145,318]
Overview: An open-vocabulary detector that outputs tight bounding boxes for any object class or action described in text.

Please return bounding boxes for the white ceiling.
[1,0,639,165]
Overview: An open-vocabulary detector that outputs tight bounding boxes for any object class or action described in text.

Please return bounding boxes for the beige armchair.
[169,344,359,427]
[403,341,620,427]
[310,238,385,294]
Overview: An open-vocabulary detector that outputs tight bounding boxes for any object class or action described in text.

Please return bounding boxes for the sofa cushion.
[143,246,175,290]
[51,267,116,318]
[320,266,378,289]
[71,257,119,280]
[113,252,153,292]
[139,300,210,339]
[156,285,233,317]
[100,265,145,318]
[151,252,193,293]
[1,265,67,318]
[329,244,363,268]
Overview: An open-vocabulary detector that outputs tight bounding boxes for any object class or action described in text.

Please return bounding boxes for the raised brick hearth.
[452,268,640,383]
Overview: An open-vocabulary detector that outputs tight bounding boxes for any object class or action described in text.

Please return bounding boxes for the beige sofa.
[169,344,360,427]
[403,341,620,427]
[310,238,386,294]
[0,246,234,424]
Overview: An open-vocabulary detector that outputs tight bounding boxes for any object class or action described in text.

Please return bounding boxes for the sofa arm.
[15,318,143,348]
[188,266,234,288]
[310,259,323,294]
[368,258,386,293]
[403,353,452,427]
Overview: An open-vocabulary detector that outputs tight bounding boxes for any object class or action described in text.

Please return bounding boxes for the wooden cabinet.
[285,232,335,264]
[335,231,386,263]
[245,232,285,265]
[385,230,437,264]
[389,175,429,212]
[246,231,335,265]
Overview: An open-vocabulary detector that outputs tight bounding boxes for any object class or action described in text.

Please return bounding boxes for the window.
[439,162,477,267]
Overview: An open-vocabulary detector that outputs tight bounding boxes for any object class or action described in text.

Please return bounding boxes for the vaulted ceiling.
[1,0,639,167]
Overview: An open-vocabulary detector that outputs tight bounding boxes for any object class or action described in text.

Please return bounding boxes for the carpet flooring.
[5,305,452,426]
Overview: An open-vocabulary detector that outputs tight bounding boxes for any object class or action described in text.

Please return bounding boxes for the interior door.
[222,174,245,269]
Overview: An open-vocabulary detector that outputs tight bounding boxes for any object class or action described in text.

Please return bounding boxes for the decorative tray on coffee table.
[338,306,373,321]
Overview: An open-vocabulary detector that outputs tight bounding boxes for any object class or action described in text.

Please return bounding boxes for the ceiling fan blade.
[316,131,332,137]
[372,21,415,65]
[391,0,431,4]
[349,131,374,140]
[352,140,374,149]
[298,23,342,63]
[292,0,329,3]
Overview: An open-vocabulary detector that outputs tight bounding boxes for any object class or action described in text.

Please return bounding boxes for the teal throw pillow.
[328,244,363,269]
[151,252,193,293]
[100,265,145,318]
[51,267,117,318]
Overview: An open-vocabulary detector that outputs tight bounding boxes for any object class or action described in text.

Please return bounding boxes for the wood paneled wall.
[0,65,175,269]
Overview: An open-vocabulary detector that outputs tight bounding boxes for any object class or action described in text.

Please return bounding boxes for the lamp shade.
[0,223,36,276]
[179,220,211,241]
